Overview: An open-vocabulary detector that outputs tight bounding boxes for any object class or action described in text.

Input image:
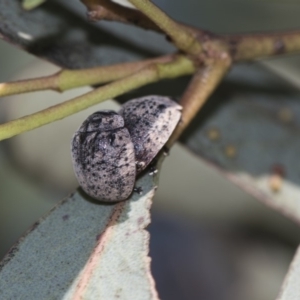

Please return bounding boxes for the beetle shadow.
[77,187,118,206]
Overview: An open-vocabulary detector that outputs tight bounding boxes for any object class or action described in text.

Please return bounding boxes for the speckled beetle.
[71,95,182,202]
[119,96,182,174]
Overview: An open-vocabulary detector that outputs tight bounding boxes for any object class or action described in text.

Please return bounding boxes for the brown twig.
[225,30,300,62]
[81,0,162,32]
[81,0,203,55]
[81,0,203,37]
[168,56,231,146]
[81,1,300,64]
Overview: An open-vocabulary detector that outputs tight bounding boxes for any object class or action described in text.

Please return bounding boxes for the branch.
[0,55,195,141]
[167,56,231,146]
[81,0,202,38]
[126,0,202,55]
[0,55,175,97]
[81,0,161,32]
[226,30,300,61]
[82,1,300,63]
[83,1,300,63]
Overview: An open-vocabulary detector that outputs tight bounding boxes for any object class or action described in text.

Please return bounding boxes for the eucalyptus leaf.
[0,168,160,300]
[278,246,300,300]
[0,0,173,69]
[181,64,300,225]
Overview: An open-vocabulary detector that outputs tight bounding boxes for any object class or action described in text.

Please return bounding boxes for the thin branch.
[126,0,202,55]
[0,56,195,141]
[167,56,231,146]
[81,0,202,38]
[226,30,300,61]
[82,1,300,64]
[81,0,161,32]
[0,55,175,97]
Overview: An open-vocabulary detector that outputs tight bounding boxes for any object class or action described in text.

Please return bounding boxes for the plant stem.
[82,0,201,37]
[0,56,195,141]
[127,0,202,55]
[167,57,231,146]
[0,55,175,97]
[81,0,162,32]
[227,30,300,61]
[81,0,300,63]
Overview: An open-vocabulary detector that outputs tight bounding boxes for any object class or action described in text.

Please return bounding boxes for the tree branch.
[0,55,195,141]
[0,55,176,97]
[81,1,300,63]
[226,30,300,61]
[81,0,202,38]
[126,0,202,55]
[81,0,162,32]
[7,0,300,145]
[167,56,231,146]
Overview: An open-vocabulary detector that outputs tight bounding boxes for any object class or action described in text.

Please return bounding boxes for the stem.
[0,56,195,141]
[0,55,175,97]
[167,57,231,146]
[81,0,162,32]
[81,0,201,37]
[127,0,202,55]
[81,2,300,64]
[227,30,300,61]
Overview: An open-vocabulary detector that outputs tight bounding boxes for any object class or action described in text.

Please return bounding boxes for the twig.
[81,0,161,32]
[81,0,202,38]
[81,1,300,63]
[167,56,231,146]
[226,30,300,61]
[0,55,176,97]
[9,0,300,145]
[126,0,202,55]
[0,56,195,141]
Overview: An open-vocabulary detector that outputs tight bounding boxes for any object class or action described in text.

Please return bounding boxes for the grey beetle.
[120,95,182,174]
[71,95,182,202]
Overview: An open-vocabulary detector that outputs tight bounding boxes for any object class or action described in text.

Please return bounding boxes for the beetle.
[71,95,182,202]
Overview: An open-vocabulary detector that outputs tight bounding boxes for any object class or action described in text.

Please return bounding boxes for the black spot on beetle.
[158,104,166,111]
[108,132,116,145]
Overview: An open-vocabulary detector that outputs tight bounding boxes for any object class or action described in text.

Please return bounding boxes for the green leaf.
[0,167,160,299]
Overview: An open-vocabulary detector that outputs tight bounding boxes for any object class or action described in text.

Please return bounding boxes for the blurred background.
[1,0,300,299]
